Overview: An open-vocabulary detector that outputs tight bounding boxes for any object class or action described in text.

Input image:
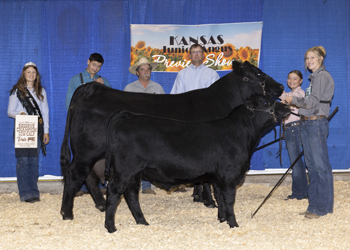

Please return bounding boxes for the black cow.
[104,95,291,233]
[60,61,284,220]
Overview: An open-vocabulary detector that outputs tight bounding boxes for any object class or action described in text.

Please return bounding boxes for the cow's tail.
[60,105,73,182]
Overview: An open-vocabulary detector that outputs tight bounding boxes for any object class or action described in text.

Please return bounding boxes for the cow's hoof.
[193,195,202,202]
[60,211,74,220]
[95,204,106,212]
[106,226,117,233]
[204,201,217,208]
[137,220,149,226]
[219,217,226,223]
[228,220,239,228]
[229,224,239,228]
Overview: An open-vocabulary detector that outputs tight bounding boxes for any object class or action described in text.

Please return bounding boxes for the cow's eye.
[256,72,264,77]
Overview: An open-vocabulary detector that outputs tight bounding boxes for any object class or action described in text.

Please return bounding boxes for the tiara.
[24,62,37,67]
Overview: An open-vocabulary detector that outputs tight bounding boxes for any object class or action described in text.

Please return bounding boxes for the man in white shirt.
[170,44,220,94]
[170,44,219,192]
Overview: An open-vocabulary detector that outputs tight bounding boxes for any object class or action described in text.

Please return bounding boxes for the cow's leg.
[60,161,89,220]
[213,183,226,222]
[105,178,123,233]
[123,176,149,225]
[192,183,203,202]
[86,170,106,212]
[202,183,216,208]
[222,185,239,228]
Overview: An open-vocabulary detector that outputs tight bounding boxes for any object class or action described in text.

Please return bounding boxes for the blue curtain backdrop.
[0,0,348,177]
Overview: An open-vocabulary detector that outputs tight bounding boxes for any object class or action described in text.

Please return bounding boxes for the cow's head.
[245,94,291,123]
[232,61,284,99]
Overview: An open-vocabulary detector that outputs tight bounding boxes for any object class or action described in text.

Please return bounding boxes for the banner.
[130,22,263,72]
[15,115,38,148]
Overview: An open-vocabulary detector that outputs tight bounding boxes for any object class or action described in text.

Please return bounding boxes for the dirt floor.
[1,181,350,250]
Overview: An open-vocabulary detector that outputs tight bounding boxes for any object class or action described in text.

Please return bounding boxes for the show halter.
[242,74,268,96]
[245,100,278,123]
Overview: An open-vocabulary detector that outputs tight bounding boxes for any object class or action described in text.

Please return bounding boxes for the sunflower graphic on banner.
[130,22,263,72]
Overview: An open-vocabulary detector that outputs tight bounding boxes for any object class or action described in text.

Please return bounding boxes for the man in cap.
[125,57,164,94]
[124,57,164,194]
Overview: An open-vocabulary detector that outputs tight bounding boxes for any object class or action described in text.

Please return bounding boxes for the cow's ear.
[243,61,252,67]
[244,93,255,106]
[232,61,243,75]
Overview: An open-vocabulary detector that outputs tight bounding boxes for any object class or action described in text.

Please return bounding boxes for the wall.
[0,0,348,177]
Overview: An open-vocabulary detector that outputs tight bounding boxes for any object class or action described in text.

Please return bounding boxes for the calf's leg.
[86,170,106,212]
[105,179,122,233]
[123,176,149,225]
[202,183,216,208]
[61,162,89,220]
[213,183,226,222]
[223,186,239,228]
[192,183,203,202]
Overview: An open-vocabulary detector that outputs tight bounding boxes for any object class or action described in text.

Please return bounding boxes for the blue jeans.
[284,124,308,199]
[300,117,334,216]
[142,180,151,190]
[16,145,40,201]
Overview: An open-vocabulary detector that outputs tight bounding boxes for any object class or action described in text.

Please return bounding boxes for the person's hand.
[95,77,104,84]
[20,111,26,115]
[282,96,293,105]
[43,133,50,145]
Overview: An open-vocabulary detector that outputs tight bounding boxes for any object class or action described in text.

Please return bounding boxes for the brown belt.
[300,115,326,122]
[284,122,300,129]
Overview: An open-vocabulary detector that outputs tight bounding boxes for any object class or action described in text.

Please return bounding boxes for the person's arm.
[66,77,78,110]
[41,89,50,145]
[7,91,24,118]
[103,78,111,87]
[292,75,327,109]
[212,71,220,83]
[279,91,287,100]
[94,76,111,87]
[41,88,49,135]
[43,133,50,145]
[170,73,183,94]
[156,83,165,94]
[159,87,165,94]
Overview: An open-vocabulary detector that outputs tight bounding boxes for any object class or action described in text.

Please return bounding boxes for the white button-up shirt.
[171,64,220,94]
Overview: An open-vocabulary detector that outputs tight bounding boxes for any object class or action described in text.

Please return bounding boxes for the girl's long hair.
[10,64,44,101]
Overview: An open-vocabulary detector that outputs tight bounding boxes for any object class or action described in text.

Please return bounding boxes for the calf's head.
[244,94,291,123]
[232,61,284,99]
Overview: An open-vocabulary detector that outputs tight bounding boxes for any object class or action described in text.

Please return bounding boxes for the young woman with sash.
[7,62,50,203]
